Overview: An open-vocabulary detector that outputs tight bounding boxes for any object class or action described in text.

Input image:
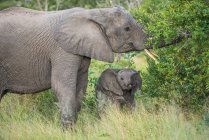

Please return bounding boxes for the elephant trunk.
[146,32,190,49]
[134,32,190,61]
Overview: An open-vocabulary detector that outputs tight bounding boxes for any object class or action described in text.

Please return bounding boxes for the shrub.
[131,0,209,112]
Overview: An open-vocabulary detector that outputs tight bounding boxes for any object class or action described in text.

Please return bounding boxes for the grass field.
[0,55,208,140]
[0,93,208,140]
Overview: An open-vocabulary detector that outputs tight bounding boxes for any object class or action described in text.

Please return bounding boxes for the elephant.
[96,69,142,116]
[0,6,186,129]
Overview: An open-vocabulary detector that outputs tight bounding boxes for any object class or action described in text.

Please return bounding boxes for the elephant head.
[96,69,141,96]
[55,7,147,63]
[55,6,187,62]
[116,69,141,91]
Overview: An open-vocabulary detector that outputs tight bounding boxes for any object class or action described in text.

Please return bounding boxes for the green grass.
[0,54,208,139]
[0,94,208,140]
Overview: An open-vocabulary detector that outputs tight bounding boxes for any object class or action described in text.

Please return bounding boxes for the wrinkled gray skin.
[0,6,147,129]
[96,69,142,116]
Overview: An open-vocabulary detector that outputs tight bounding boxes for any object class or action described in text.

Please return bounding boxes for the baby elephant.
[96,68,142,115]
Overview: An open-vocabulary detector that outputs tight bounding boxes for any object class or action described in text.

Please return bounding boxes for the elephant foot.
[61,114,77,130]
[62,120,74,131]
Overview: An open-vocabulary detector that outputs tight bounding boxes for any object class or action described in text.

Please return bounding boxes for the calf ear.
[132,74,142,93]
[102,69,123,96]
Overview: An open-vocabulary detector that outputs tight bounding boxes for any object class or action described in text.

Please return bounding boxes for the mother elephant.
[0,6,183,128]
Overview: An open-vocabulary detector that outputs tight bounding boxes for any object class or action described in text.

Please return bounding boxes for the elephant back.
[0,7,45,16]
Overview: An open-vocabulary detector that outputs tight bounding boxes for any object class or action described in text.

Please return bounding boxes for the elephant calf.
[96,69,142,115]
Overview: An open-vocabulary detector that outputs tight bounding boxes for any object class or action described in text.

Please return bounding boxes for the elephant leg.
[96,91,111,117]
[123,91,135,110]
[76,71,88,112]
[76,57,91,112]
[51,55,81,129]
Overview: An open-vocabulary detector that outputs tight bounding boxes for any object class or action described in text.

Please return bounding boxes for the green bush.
[131,0,209,112]
[0,0,98,11]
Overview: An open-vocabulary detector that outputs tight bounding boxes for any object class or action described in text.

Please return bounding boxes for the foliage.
[131,0,209,112]
[0,0,143,10]
[0,0,98,10]
[0,0,16,9]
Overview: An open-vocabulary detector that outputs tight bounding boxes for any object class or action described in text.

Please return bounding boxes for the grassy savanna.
[0,56,209,140]
[0,93,209,140]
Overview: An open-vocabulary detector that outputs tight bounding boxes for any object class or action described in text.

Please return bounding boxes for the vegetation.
[0,0,208,139]
[131,0,209,112]
[1,94,209,140]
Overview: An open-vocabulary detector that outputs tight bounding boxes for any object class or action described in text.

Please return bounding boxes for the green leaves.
[131,0,209,112]
[0,0,98,11]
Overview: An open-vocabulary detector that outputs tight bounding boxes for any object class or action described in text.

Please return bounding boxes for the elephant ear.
[131,72,142,93]
[101,69,123,96]
[55,11,114,63]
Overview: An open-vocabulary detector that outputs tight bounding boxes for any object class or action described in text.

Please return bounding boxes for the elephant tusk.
[144,49,158,62]
[149,50,158,58]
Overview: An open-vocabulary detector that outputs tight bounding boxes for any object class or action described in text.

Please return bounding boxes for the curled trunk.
[147,32,191,49]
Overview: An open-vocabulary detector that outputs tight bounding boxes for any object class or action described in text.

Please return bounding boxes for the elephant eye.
[124,27,131,32]
[121,77,124,80]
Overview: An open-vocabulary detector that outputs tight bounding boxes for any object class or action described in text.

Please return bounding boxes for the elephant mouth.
[119,42,135,52]
[128,42,134,48]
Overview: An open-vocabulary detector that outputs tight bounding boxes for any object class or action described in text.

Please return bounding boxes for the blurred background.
[0,0,143,10]
[0,0,208,139]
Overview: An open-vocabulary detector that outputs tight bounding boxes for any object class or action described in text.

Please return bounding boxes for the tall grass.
[0,94,208,140]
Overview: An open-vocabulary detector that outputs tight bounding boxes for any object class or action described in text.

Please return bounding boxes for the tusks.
[115,49,158,63]
[144,49,158,62]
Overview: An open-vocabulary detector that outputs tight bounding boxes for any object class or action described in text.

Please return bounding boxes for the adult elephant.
[0,6,185,128]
